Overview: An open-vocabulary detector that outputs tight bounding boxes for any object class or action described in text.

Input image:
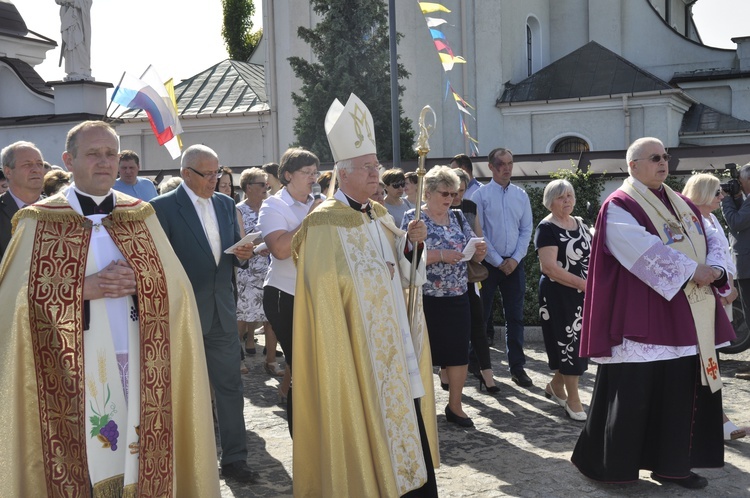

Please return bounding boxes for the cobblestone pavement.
[219,331,750,497]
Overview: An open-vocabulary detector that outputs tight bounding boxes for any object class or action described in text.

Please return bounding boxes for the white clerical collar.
[72,184,111,205]
[627,176,662,195]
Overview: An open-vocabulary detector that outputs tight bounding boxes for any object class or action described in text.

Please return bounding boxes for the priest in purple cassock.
[571,137,735,490]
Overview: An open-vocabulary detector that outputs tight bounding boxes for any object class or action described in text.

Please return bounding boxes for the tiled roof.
[681,103,750,135]
[117,60,267,119]
[0,0,26,36]
[0,56,52,97]
[498,41,673,104]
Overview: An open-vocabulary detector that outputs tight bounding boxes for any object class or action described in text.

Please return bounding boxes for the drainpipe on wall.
[622,94,630,148]
[266,0,279,162]
[461,0,469,155]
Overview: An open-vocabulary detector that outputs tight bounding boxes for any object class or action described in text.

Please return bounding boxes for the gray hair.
[240,167,268,190]
[424,165,460,198]
[159,176,183,194]
[1,141,43,169]
[181,144,218,170]
[452,167,470,188]
[740,163,750,181]
[626,137,663,165]
[336,158,353,172]
[682,173,719,207]
[542,179,575,210]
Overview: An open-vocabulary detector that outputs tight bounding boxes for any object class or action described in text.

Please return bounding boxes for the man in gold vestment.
[0,121,219,497]
[291,94,439,497]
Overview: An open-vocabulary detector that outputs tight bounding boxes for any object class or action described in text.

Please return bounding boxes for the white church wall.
[264,0,747,162]
[0,65,54,117]
[0,122,74,167]
[116,114,273,172]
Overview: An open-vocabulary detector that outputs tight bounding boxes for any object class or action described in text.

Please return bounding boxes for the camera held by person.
[721,163,742,197]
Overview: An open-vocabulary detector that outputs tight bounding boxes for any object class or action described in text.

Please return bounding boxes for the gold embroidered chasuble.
[291,199,439,498]
[0,192,220,497]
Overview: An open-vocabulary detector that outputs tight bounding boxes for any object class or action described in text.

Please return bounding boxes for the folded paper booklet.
[461,237,484,261]
[224,231,263,254]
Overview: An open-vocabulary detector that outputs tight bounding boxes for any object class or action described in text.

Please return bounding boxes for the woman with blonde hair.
[402,166,488,427]
[683,173,745,441]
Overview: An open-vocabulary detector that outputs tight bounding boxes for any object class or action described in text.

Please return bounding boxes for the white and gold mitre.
[324,93,377,162]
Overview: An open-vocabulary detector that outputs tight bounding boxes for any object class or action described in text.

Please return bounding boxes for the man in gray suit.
[151,145,256,483]
[0,141,45,260]
[722,163,750,378]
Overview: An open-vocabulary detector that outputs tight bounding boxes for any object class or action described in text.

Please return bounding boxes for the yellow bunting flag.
[419,2,451,14]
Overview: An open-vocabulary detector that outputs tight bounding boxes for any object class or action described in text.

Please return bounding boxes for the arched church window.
[527,25,533,76]
[553,137,590,153]
[526,16,542,76]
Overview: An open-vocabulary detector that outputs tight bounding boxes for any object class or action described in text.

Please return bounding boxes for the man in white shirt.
[151,144,257,483]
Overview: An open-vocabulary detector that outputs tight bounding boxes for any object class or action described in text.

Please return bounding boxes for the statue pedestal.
[49,80,113,116]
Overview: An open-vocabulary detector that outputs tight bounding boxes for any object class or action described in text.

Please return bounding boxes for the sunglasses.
[715,189,722,197]
[434,190,458,198]
[248,182,271,190]
[633,153,671,163]
[390,181,405,188]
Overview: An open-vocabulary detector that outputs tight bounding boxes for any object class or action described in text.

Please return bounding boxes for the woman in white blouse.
[683,173,744,441]
[258,148,323,422]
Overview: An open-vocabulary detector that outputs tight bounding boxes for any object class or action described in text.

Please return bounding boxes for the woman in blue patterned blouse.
[402,166,487,428]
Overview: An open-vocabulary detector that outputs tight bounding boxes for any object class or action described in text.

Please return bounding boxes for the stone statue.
[57,0,93,81]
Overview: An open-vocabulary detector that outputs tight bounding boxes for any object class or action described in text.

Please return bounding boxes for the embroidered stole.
[26,198,174,497]
[622,179,721,392]
[336,209,428,495]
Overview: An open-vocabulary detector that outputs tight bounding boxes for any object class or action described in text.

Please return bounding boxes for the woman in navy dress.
[534,179,590,421]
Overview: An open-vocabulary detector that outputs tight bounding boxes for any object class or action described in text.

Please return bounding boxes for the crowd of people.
[1,105,749,495]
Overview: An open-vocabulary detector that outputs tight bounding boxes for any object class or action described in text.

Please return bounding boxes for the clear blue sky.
[16,0,750,86]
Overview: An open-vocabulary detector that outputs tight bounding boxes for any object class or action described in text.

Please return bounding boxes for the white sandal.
[724,420,746,441]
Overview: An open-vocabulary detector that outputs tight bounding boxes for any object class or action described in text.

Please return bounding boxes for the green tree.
[288,0,416,162]
[492,167,607,327]
[222,0,261,61]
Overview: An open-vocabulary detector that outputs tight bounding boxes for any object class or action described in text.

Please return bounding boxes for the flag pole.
[104,71,127,121]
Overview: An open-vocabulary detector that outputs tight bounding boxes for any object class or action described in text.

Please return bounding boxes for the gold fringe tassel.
[92,474,125,498]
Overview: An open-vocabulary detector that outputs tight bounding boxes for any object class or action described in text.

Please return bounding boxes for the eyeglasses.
[297,169,320,178]
[434,190,458,198]
[715,189,722,197]
[188,166,223,180]
[633,154,671,163]
[355,164,381,174]
[390,181,405,189]
[248,182,270,189]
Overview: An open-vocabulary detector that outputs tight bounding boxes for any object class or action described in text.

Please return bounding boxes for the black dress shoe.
[651,471,707,489]
[511,369,533,387]
[222,461,258,483]
[444,405,474,428]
